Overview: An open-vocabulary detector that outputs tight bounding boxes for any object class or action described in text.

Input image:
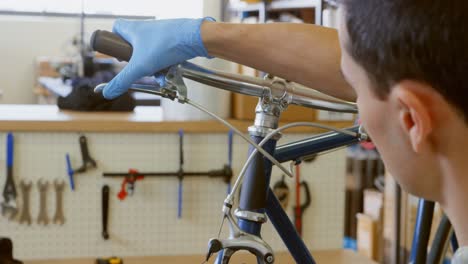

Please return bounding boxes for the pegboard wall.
[0,131,346,260]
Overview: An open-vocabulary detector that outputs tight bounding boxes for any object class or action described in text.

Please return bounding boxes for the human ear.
[392,81,433,153]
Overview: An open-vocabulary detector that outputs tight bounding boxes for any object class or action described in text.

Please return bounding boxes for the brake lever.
[94,82,174,98]
[94,64,188,102]
[166,64,188,102]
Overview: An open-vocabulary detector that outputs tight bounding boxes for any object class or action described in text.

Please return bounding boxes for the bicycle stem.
[178,62,357,113]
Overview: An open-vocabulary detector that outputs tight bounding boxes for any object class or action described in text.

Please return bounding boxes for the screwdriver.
[96,257,123,264]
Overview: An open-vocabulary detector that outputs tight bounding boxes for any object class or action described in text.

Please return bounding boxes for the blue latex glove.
[98,17,214,99]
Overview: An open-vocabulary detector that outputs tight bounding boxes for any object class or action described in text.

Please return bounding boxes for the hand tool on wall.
[18,180,32,225]
[0,237,23,264]
[96,257,123,264]
[293,164,311,237]
[102,130,233,217]
[53,180,66,225]
[1,133,18,220]
[273,175,290,209]
[37,179,49,226]
[65,153,75,191]
[102,185,110,240]
[117,169,145,201]
[105,168,232,187]
[75,135,97,172]
[65,135,97,191]
[177,129,184,219]
[117,169,144,201]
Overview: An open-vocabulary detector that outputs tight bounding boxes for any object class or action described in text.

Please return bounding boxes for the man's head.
[338,0,468,201]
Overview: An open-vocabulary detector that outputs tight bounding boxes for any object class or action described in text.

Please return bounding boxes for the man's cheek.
[357,104,379,141]
[356,100,369,127]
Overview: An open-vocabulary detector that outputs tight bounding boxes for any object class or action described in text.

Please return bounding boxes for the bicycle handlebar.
[90,30,358,113]
[91,30,133,62]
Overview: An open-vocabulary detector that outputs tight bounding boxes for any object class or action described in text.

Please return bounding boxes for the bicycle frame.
[89,29,459,264]
[90,30,366,263]
[216,126,361,264]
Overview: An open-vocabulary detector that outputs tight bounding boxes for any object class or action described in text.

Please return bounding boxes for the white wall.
[0,16,113,104]
[0,0,217,104]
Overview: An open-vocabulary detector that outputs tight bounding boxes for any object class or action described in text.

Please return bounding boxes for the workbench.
[0,104,352,133]
[0,104,354,261]
[26,250,376,264]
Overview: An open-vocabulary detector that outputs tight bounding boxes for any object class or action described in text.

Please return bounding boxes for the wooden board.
[0,105,353,133]
[25,250,376,264]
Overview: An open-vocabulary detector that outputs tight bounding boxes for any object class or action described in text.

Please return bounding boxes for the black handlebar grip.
[90,30,133,62]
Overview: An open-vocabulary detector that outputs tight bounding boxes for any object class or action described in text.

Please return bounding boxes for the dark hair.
[342,0,468,121]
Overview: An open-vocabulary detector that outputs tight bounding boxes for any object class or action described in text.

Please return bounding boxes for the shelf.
[324,0,339,8]
[229,0,320,12]
[0,104,353,134]
[228,2,265,12]
[227,0,322,24]
[267,0,321,11]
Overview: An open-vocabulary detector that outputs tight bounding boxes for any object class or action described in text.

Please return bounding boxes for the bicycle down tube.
[266,126,360,264]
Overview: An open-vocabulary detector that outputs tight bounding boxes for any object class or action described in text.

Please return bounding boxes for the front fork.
[215,135,277,264]
[214,98,315,264]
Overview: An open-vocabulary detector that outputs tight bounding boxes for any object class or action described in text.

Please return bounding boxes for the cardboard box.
[362,189,384,262]
[36,59,61,78]
[383,173,433,264]
[344,157,369,239]
[232,93,317,121]
[364,189,383,220]
[383,173,411,264]
[357,213,380,261]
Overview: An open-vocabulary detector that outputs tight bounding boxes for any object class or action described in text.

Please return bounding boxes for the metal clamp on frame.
[235,209,268,223]
[248,74,292,139]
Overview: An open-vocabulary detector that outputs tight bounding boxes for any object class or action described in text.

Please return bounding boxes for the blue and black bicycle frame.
[219,125,361,264]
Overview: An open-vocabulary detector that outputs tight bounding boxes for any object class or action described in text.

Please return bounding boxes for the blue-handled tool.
[65,135,96,191]
[177,129,184,219]
[66,153,75,191]
[1,132,18,219]
[178,178,183,219]
[6,133,13,168]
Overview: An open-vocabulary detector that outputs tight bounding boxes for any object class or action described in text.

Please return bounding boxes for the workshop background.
[0,1,450,264]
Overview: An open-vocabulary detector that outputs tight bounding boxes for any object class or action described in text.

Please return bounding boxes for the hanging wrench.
[74,135,97,173]
[37,179,49,226]
[66,135,97,191]
[18,180,32,225]
[53,180,65,225]
[1,133,18,220]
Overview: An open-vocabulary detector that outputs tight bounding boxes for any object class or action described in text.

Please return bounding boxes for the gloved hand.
[98,17,214,99]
